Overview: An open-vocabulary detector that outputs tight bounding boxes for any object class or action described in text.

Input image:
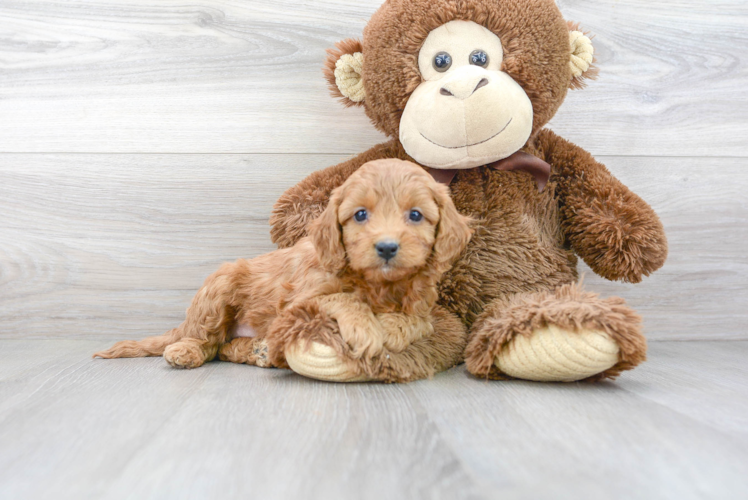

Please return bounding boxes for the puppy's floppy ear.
[323,38,365,107]
[431,183,472,271]
[308,186,347,273]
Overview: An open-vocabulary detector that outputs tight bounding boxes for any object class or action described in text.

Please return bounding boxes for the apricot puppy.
[94,159,471,372]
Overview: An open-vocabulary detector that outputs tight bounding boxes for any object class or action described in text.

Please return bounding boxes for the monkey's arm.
[535,128,667,283]
[270,140,409,248]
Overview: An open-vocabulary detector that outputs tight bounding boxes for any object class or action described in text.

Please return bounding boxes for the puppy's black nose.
[376,241,399,261]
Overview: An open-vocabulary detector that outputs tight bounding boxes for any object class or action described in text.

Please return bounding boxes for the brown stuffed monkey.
[265,0,668,383]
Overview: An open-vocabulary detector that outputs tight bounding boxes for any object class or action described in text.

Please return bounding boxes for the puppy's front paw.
[315,294,386,360]
[345,328,385,361]
[378,314,433,353]
[333,318,386,361]
[163,341,205,369]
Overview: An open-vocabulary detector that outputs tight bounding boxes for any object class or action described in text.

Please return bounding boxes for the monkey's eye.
[409,210,424,222]
[469,50,489,67]
[354,209,368,223]
[433,52,452,72]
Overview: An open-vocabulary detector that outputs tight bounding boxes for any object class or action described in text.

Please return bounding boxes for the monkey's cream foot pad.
[286,342,371,382]
[495,325,620,382]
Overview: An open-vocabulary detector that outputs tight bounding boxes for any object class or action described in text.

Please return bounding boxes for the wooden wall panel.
[0,0,745,340]
[0,0,745,155]
[1,154,744,340]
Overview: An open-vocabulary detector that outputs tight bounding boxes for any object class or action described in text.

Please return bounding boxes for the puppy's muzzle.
[375,240,399,262]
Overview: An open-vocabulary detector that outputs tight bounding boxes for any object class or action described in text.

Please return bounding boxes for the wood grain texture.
[0,154,745,340]
[0,0,746,155]
[579,156,748,340]
[0,154,344,339]
[0,339,747,500]
[2,2,746,497]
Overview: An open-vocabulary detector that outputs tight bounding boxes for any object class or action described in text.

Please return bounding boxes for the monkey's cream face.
[399,21,534,170]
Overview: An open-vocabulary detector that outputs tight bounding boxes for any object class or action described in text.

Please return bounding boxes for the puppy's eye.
[469,50,489,67]
[354,209,368,222]
[433,52,452,72]
[409,210,423,222]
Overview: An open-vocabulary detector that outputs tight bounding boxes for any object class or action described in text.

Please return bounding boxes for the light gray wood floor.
[1,340,747,500]
[2,1,747,498]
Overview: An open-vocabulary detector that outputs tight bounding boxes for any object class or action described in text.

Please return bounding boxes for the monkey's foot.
[286,342,371,382]
[494,325,619,382]
[465,283,647,382]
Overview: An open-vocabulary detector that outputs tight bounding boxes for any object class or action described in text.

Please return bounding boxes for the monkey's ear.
[323,38,365,107]
[567,22,598,89]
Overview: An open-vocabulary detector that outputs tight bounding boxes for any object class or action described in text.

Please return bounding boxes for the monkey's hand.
[536,129,668,282]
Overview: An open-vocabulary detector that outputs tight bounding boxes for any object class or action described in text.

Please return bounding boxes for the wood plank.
[617,341,748,438]
[409,340,748,500]
[552,0,748,157]
[0,340,482,500]
[1,154,745,340]
[0,340,747,499]
[0,0,746,156]
[0,153,347,339]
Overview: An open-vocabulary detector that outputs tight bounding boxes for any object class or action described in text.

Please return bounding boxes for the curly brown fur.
[530,129,668,282]
[373,305,467,383]
[464,282,646,381]
[269,0,666,382]
[218,337,272,367]
[270,141,414,249]
[95,161,471,378]
[264,301,358,372]
[274,141,581,324]
[268,303,466,383]
[270,138,663,380]
[93,330,177,359]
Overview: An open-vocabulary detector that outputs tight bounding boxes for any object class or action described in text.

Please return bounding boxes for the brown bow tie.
[425,151,551,191]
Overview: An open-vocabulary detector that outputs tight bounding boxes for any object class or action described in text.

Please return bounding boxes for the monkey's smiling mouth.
[419,118,513,149]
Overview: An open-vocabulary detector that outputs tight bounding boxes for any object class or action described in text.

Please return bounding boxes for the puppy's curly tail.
[93,329,178,359]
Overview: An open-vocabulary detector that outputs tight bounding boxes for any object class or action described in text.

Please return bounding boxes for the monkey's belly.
[438,168,577,325]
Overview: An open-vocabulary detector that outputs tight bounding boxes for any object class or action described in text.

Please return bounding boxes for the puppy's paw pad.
[495,325,619,382]
[252,339,270,368]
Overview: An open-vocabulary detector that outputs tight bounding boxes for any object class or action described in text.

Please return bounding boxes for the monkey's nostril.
[474,78,489,92]
[440,87,453,96]
[375,241,399,261]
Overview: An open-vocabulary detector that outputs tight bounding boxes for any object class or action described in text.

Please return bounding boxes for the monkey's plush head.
[324,0,596,170]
